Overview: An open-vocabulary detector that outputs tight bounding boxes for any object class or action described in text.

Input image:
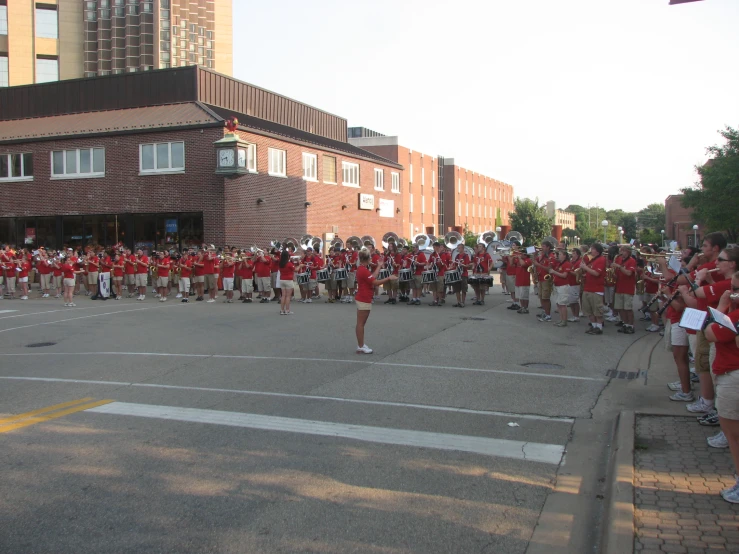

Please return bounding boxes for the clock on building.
[213,125,250,176]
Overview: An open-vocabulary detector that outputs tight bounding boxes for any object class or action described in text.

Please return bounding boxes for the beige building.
[0,0,232,87]
[545,201,576,230]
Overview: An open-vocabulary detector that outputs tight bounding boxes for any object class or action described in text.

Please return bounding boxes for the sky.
[232,0,739,213]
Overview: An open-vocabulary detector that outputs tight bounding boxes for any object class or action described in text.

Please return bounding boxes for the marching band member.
[192,250,205,301]
[124,248,136,297]
[255,250,272,303]
[36,248,52,298]
[427,242,450,307]
[370,246,382,300]
[603,246,619,322]
[324,247,338,303]
[355,249,398,354]
[581,243,607,335]
[75,250,86,296]
[398,245,411,303]
[98,248,113,300]
[514,251,532,314]
[472,243,493,306]
[409,243,426,306]
[452,243,471,308]
[51,252,63,298]
[343,246,359,303]
[611,245,637,334]
[238,253,254,303]
[298,247,317,303]
[270,248,282,303]
[567,248,582,322]
[178,251,193,303]
[640,253,662,332]
[112,251,124,300]
[134,249,149,301]
[0,246,11,299]
[505,246,519,310]
[86,250,99,300]
[59,255,84,307]
[278,249,296,315]
[203,247,218,303]
[548,249,572,326]
[17,250,31,300]
[532,241,555,321]
[383,244,401,305]
[220,252,236,303]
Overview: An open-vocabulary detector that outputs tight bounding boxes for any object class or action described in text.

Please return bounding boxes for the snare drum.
[378,269,390,280]
[399,268,413,282]
[333,268,348,281]
[296,272,310,285]
[421,270,437,284]
[445,269,461,284]
[316,268,330,282]
[479,276,494,287]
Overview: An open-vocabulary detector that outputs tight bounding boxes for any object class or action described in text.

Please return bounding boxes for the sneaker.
[606,315,620,323]
[55,294,61,299]
[669,391,695,402]
[686,397,714,413]
[227,299,233,303]
[690,372,700,383]
[615,320,625,327]
[697,409,720,426]
[206,299,215,303]
[646,324,660,332]
[68,302,76,307]
[518,308,529,314]
[537,315,552,322]
[567,317,580,323]
[579,312,585,317]
[181,298,188,303]
[159,298,165,302]
[42,293,49,298]
[175,293,182,298]
[137,295,144,301]
[356,345,373,354]
[64,303,70,307]
[305,299,312,304]
[21,296,28,300]
[708,431,729,449]
[286,311,294,314]
[507,304,519,310]
[720,478,739,499]
[667,381,685,391]
[554,321,567,327]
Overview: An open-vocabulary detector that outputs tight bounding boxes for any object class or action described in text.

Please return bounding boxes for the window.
[323,155,336,184]
[421,167,425,186]
[466,204,469,217]
[391,172,399,193]
[409,194,413,213]
[0,55,7,87]
[458,201,461,216]
[432,170,435,188]
[409,163,413,183]
[268,148,286,177]
[458,178,461,193]
[432,198,436,215]
[139,141,184,173]
[0,153,33,181]
[302,152,317,181]
[0,5,7,35]
[245,144,256,172]
[374,168,384,190]
[421,196,425,214]
[36,57,58,83]
[51,148,105,178]
[342,161,359,187]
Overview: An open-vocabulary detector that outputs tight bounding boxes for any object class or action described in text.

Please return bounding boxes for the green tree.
[636,203,666,237]
[462,223,477,248]
[681,126,739,242]
[509,198,552,247]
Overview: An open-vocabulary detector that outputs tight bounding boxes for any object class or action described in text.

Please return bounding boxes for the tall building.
[349,128,514,240]
[0,0,232,87]
[545,201,576,230]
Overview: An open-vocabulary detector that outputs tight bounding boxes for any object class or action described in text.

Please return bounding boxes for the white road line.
[87,402,566,464]
[0,310,18,314]
[0,305,179,334]
[0,352,606,382]
[0,375,574,423]
[0,305,108,320]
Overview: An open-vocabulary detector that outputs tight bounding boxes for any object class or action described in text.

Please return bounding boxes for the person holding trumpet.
[581,243,607,335]
[611,244,638,334]
[355,249,398,354]
[532,240,555,322]
[548,249,572,327]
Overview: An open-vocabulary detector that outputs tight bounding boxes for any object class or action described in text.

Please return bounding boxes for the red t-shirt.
[554,261,571,287]
[305,255,321,279]
[643,268,659,294]
[348,251,359,273]
[221,261,235,279]
[279,261,295,281]
[515,257,532,287]
[370,253,381,270]
[270,255,280,273]
[60,263,76,280]
[710,309,739,375]
[413,252,427,276]
[18,260,31,278]
[390,253,403,275]
[536,253,553,282]
[113,259,124,277]
[53,263,63,277]
[236,260,252,279]
[355,265,375,303]
[505,255,518,276]
[202,255,215,274]
[87,257,99,272]
[567,257,581,286]
[136,255,149,274]
[125,254,136,274]
[99,256,113,273]
[36,258,51,275]
[254,258,270,278]
[455,254,470,277]
[614,256,637,295]
[583,255,606,293]
[429,252,450,276]
[157,258,170,278]
[192,257,205,276]
[179,259,193,278]
[692,260,718,283]
[697,279,731,312]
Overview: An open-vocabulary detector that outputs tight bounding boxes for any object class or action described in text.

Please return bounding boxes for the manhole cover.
[460,317,486,321]
[522,362,565,370]
[26,342,56,348]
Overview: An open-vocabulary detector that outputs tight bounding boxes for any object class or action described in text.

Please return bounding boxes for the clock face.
[237,148,246,167]
[219,149,234,167]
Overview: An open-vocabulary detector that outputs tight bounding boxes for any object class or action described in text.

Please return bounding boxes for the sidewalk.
[600,335,739,554]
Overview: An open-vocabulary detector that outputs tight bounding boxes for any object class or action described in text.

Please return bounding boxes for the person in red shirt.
[566,248,582,322]
[471,243,493,307]
[532,241,555,320]
[505,247,520,309]
[451,244,471,308]
[51,251,64,298]
[134,249,149,300]
[342,247,359,302]
[155,252,170,302]
[426,242,449,307]
[278,249,297,314]
[200,248,217,303]
[123,248,137,297]
[408,244,427,306]
[269,249,282,302]
[354,249,397,354]
[612,245,638,334]
[220,253,236,303]
[514,251,533,314]
[59,258,84,307]
[396,246,412,303]
[191,250,205,301]
[255,250,272,303]
[36,248,52,298]
[17,251,31,300]
[238,253,254,303]
[85,251,100,299]
[548,249,572,326]
[111,251,125,300]
[96,250,113,301]
[579,244,607,334]
[382,245,402,305]
[177,252,193,303]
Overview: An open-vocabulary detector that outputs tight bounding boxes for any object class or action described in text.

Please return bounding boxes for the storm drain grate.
[522,363,564,370]
[460,317,486,321]
[606,369,645,380]
[26,342,56,348]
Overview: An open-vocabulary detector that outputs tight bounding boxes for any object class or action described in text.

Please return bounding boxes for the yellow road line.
[0,397,94,426]
[0,399,114,434]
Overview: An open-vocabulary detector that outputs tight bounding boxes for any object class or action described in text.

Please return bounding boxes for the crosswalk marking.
[88,402,566,465]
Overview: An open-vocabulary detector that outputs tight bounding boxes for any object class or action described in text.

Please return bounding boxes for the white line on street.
[0,310,18,314]
[0,352,607,382]
[87,402,566,464]
[0,375,574,423]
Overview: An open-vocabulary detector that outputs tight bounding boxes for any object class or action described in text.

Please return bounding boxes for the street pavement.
[0,284,645,553]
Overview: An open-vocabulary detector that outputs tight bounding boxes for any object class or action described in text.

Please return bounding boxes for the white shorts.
[223,277,234,291]
[63,278,75,288]
[179,277,191,293]
[18,277,28,283]
[241,280,254,294]
[515,286,530,301]
[671,322,689,347]
[555,285,570,306]
[568,285,580,305]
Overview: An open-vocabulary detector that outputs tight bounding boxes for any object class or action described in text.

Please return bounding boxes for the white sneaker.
[154,293,161,298]
[567,317,580,323]
[667,381,685,391]
[20,296,28,300]
[579,312,585,317]
[708,431,729,449]
[305,299,312,303]
[55,294,61,299]
[175,293,182,298]
[207,299,215,303]
[605,315,621,323]
[686,397,714,413]
[356,345,373,354]
[42,293,49,298]
[669,391,695,402]
[69,302,76,307]
[64,303,70,307]
[646,324,660,332]
[138,295,144,301]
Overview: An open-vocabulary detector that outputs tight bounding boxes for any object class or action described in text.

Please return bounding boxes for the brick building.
[545,201,576,230]
[0,66,403,251]
[665,194,698,248]
[349,129,514,241]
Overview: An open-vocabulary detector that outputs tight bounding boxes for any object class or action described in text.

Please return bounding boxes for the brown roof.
[0,102,220,144]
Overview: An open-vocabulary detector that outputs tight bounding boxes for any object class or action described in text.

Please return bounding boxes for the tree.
[462,223,477,248]
[636,203,666,236]
[509,198,552,246]
[681,126,739,242]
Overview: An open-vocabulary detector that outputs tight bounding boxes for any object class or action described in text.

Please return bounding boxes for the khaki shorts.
[346,272,356,289]
[222,277,234,291]
[582,291,604,317]
[568,285,580,305]
[112,276,123,282]
[205,274,217,291]
[613,293,633,311]
[539,279,553,300]
[192,275,204,284]
[671,322,689,347]
[356,300,372,311]
[715,370,739,420]
[156,276,169,288]
[241,279,254,293]
[555,285,570,306]
[171,273,179,285]
[452,276,468,294]
[39,273,52,289]
[515,285,530,300]
[124,274,136,285]
[412,275,423,290]
[63,278,75,288]
[432,279,445,293]
[505,274,516,294]
[87,271,98,285]
[5,276,15,292]
[135,273,148,287]
[270,273,278,289]
[256,276,271,292]
[694,330,711,373]
[383,278,398,292]
[279,280,294,290]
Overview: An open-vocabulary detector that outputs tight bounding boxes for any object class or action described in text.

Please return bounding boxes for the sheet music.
[526,246,536,254]
[708,307,738,334]
[679,308,707,331]
[668,255,682,275]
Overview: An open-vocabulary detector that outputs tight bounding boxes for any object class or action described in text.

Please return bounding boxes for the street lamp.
[618,226,623,243]
[692,224,699,247]
[575,235,579,246]
[660,230,665,248]
[601,220,609,243]
[495,226,501,239]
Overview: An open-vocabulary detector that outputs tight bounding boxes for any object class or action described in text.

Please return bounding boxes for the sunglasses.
[717,257,730,262]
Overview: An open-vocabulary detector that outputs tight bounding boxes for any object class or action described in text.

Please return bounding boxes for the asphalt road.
[0,284,641,553]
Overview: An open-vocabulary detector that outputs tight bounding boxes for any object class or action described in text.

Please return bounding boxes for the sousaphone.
[330,236,344,250]
[478,230,497,247]
[300,234,314,251]
[361,235,376,249]
[345,236,362,249]
[382,232,400,250]
[444,231,464,250]
[414,233,432,250]
[283,237,300,252]
[505,231,524,246]
[541,236,560,249]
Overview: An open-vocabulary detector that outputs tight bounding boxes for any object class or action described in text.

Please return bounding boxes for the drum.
[316,268,330,282]
[422,270,437,284]
[399,268,413,282]
[479,276,494,287]
[378,269,390,280]
[333,268,348,281]
[468,276,479,286]
[296,272,310,285]
[445,269,461,284]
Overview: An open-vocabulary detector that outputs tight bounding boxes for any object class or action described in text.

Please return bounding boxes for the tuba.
[300,234,314,251]
[382,232,400,250]
[505,231,524,246]
[283,237,300,253]
[444,231,464,250]
[477,230,497,247]
[345,236,362,249]
[361,235,376,249]
[414,233,432,250]
[311,236,324,253]
[330,236,344,250]
[270,240,282,250]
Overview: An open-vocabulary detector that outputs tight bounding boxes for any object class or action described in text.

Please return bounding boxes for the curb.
[600,410,635,554]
